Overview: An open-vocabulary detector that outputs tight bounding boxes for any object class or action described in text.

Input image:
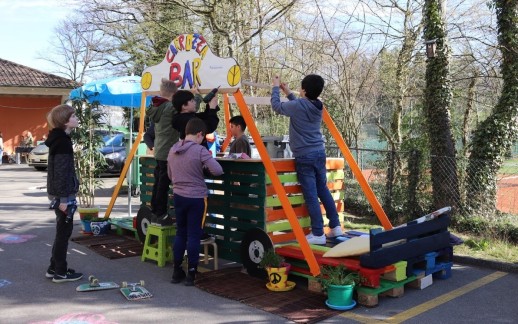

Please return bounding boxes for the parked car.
[27,143,49,171]
[100,133,127,174]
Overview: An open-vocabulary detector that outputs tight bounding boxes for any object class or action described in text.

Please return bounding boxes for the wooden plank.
[360,231,452,269]
[266,195,305,207]
[266,203,344,222]
[266,191,343,207]
[265,170,345,184]
[270,158,345,172]
[265,180,343,196]
[266,217,312,232]
[369,215,451,250]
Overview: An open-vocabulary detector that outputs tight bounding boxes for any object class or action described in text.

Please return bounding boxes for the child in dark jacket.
[45,104,83,283]
[167,118,224,286]
[172,90,219,141]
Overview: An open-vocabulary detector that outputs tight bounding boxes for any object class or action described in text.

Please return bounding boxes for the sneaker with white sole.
[52,272,83,283]
[326,226,344,238]
[46,268,77,279]
[306,233,326,245]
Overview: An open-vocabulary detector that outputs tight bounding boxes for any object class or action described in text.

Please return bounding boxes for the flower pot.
[266,263,291,290]
[78,206,100,234]
[90,220,110,236]
[80,219,93,234]
[326,284,355,309]
[78,206,100,220]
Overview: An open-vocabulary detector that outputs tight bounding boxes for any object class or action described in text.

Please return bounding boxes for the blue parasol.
[69,75,151,108]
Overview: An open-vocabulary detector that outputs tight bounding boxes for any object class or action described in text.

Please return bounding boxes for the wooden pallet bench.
[360,211,452,269]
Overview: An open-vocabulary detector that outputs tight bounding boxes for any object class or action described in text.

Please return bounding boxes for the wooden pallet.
[276,244,395,288]
[406,246,453,278]
[356,276,416,307]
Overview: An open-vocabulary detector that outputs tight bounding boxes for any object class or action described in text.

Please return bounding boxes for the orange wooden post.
[220,93,232,152]
[233,90,321,276]
[104,93,148,219]
[322,108,393,230]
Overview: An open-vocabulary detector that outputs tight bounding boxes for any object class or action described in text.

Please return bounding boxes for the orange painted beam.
[104,93,148,218]
[322,108,393,230]
[233,90,321,276]
[220,93,232,152]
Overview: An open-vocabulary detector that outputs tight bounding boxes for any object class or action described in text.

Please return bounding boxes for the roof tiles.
[0,58,78,89]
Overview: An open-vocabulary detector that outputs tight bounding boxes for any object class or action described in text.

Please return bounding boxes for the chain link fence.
[326,145,518,225]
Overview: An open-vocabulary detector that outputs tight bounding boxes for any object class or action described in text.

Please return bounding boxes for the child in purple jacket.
[167,118,223,286]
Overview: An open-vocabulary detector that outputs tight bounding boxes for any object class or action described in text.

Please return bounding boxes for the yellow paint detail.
[141,72,152,90]
[186,34,193,51]
[227,65,241,87]
[192,58,202,87]
[200,45,209,60]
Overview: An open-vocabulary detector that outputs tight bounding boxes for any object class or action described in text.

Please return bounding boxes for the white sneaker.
[327,226,344,238]
[306,233,326,245]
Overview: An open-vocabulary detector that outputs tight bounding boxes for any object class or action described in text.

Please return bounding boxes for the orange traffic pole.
[104,93,148,219]
[233,90,321,276]
[220,93,232,152]
[322,108,393,230]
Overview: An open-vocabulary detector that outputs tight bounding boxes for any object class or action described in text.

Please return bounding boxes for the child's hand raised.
[191,84,200,95]
[273,75,281,87]
[208,95,218,109]
[280,82,291,96]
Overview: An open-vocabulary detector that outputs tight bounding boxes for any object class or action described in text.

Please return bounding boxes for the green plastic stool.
[141,224,176,267]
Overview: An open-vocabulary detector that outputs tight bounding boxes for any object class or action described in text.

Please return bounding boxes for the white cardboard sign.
[141,33,241,93]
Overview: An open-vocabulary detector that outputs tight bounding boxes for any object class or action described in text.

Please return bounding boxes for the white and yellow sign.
[141,33,241,93]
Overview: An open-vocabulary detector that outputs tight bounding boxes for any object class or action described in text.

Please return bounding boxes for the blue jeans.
[173,194,207,270]
[295,150,340,236]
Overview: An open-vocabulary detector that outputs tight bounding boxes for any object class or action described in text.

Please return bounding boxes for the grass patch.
[452,232,518,264]
[499,157,518,174]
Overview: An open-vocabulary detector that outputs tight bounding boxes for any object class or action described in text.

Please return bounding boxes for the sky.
[0,0,78,75]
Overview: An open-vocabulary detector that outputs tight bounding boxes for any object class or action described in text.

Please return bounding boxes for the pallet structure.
[94,36,454,307]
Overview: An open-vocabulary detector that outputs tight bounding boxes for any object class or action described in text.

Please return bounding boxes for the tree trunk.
[423,0,460,210]
[466,0,518,216]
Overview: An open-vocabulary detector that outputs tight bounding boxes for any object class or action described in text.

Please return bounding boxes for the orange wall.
[0,95,63,153]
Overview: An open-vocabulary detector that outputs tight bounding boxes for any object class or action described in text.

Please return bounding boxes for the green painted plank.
[266,217,312,232]
[328,170,345,181]
[266,195,305,207]
[265,173,298,184]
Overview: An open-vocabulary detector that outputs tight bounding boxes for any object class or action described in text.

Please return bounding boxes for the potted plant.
[70,99,108,230]
[319,264,359,310]
[259,248,294,291]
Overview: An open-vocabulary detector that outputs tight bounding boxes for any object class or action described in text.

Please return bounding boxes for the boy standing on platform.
[147,78,178,225]
[270,74,343,245]
[229,115,251,157]
[167,118,223,286]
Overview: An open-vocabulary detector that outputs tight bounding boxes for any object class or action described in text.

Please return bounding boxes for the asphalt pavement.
[1,163,517,323]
